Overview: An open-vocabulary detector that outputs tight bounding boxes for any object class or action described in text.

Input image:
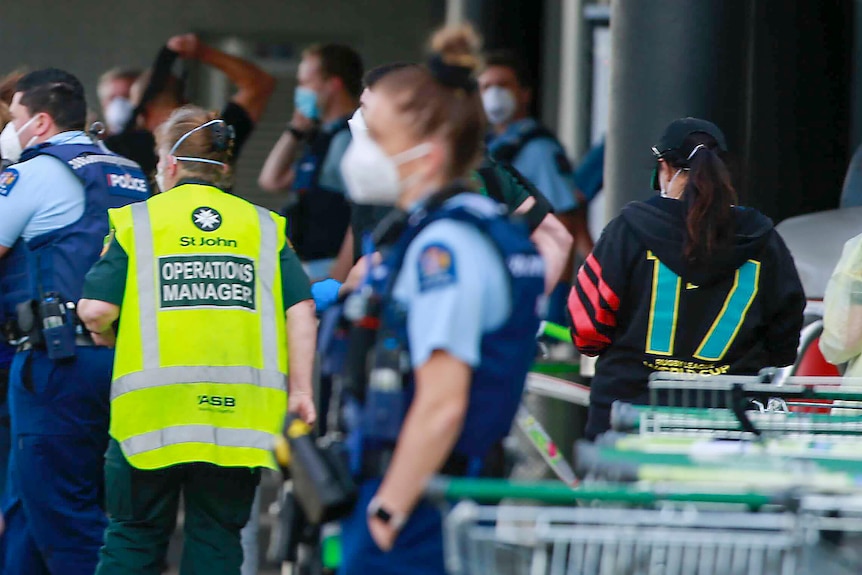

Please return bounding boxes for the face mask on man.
[482,86,517,126]
[294,87,320,121]
[104,97,134,134]
[0,116,38,163]
[341,109,432,206]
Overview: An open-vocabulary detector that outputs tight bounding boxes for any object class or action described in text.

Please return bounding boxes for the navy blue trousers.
[339,479,446,575]
[2,347,113,575]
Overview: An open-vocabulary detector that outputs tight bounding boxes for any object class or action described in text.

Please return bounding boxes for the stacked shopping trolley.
[428,374,862,575]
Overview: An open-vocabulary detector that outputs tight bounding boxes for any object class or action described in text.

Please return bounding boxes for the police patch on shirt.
[0,169,19,196]
[418,243,457,292]
[192,206,222,232]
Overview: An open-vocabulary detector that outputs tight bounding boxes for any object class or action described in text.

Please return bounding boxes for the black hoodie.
[569,195,805,437]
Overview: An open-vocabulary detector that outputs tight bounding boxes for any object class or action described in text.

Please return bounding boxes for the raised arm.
[167,34,276,123]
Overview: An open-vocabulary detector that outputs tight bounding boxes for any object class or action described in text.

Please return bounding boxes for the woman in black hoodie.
[569,117,805,439]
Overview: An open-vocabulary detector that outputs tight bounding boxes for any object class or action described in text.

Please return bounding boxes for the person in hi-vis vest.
[78,106,317,575]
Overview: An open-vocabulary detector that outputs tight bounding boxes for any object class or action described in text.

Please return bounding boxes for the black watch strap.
[287,125,308,141]
[367,497,406,531]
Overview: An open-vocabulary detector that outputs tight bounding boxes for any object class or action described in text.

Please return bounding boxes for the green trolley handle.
[426,477,784,508]
[539,321,572,343]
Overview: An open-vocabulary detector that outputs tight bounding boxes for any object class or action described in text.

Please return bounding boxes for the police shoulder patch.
[417,243,457,292]
[0,168,20,196]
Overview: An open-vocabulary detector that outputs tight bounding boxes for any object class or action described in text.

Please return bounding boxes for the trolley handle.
[426,477,787,508]
[538,321,572,343]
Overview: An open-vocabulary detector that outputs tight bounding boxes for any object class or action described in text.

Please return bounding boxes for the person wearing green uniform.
[78,106,318,575]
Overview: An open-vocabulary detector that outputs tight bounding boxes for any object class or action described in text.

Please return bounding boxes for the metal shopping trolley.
[611,375,862,439]
[427,478,806,575]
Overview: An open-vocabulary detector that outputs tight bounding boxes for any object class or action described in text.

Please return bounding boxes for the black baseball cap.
[651,117,727,190]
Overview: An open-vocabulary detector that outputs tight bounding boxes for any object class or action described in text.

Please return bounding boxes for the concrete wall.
[0,0,441,100]
[0,0,443,207]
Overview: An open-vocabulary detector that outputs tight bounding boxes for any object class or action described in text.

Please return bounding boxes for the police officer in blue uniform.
[0,69,150,575]
[480,50,579,326]
[333,52,544,574]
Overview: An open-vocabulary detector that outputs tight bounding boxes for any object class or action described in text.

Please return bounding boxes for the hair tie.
[426,54,477,94]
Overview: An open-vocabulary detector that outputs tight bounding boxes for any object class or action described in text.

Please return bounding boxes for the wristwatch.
[367,496,406,532]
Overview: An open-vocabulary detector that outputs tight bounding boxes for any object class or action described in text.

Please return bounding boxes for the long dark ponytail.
[663,133,737,261]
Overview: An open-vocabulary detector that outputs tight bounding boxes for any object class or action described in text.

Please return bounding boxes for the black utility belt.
[18,333,94,352]
[361,448,473,480]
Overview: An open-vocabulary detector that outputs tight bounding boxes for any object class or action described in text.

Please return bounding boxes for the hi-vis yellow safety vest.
[109,183,288,470]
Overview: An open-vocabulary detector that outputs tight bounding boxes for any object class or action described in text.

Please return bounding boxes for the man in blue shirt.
[0,69,150,575]
[258,43,364,282]
[480,51,578,325]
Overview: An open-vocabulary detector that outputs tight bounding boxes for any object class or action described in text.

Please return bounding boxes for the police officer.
[334,51,544,573]
[0,83,18,511]
[0,69,150,575]
[480,50,579,323]
[344,70,570,293]
[258,43,364,281]
[77,105,317,574]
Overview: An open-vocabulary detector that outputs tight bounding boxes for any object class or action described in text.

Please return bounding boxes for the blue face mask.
[294,87,320,121]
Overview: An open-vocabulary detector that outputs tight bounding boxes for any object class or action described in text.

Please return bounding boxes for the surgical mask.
[0,116,38,163]
[347,107,367,136]
[104,97,133,134]
[482,86,517,126]
[341,135,432,206]
[294,87,320,121]
[661,169,683,198]
[661,145,707,198]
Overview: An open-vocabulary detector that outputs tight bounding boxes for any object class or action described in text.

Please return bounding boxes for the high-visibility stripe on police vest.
[109,183,289,471]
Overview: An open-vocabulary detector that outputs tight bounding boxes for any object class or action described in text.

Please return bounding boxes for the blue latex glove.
[311,278,343,314]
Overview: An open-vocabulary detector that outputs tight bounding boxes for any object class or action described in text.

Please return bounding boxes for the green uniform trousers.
[95,439,260,575]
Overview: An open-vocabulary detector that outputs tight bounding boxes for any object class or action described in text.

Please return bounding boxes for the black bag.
[284,415,358,525]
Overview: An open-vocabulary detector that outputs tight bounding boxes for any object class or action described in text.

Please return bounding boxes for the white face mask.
[482,86,517,126]
[0,116,38,163]
[341,127,432,206]
[660,169,683,199]
[104,97,133,134]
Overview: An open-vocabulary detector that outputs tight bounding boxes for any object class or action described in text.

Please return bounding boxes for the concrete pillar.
[604,0,749,220]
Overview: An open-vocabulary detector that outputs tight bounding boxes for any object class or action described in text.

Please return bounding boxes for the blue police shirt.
[317,122,351,193]
[573,139,605,203]
[0,132,89,247]
[489,118,578,214]
[391,194,511,369]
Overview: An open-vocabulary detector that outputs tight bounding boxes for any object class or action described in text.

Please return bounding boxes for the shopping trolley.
[427,478,806,575]
[610,375,862,439]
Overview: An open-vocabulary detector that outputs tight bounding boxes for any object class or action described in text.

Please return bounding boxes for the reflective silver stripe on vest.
[120,425,274,458]
[111,366,286,401]
[131,202,160,370]
[255,207,279,373]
